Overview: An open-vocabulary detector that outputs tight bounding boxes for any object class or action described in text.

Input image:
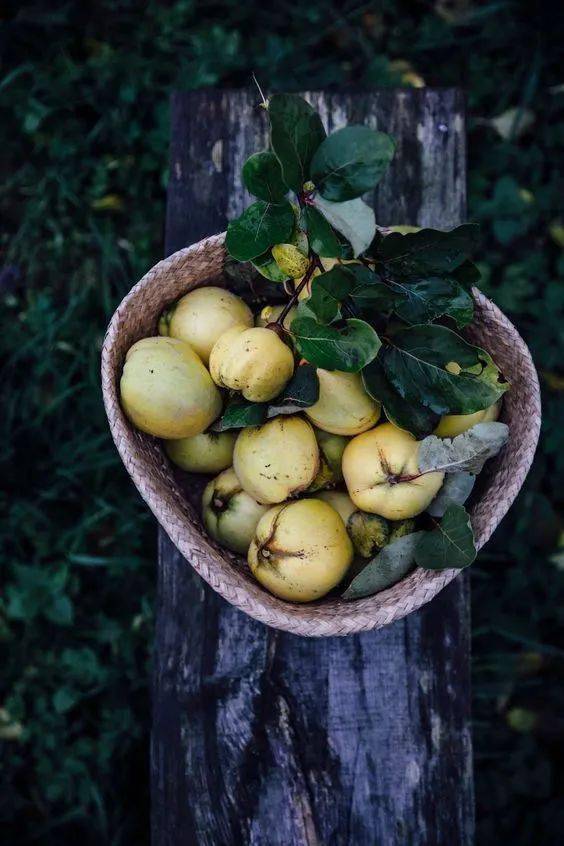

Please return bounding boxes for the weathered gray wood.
[152,89,474,846]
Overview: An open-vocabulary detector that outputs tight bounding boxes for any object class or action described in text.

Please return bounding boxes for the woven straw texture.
[101,233,541,637]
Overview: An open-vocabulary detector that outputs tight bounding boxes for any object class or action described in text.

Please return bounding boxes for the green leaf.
[427,473,475,518]
[251,250,289,283]
[302,206,341,257]
[349,280,399,316]
[302,266,354,323]
[391,276,474,327]
[226,200,294,262]
[267,364,319,416]
[343,264,399,316]
[415,504,476,570]
[362,357,440,437]
[211,397,267,431]
[380,324,509,415]
[312,195,375,257]
[242,151,288,202]
[452,260,481,289]
[45,594,74,626]
[289,204,309,254]
[53,686,80,715]
[418,421,509,475]
[291,316,381,372]
[380,224,480,275]
[311,126,395,201]
[343,532,425,599]
[268,94,326,192]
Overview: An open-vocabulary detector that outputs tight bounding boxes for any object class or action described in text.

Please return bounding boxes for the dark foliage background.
[1,1,563,843]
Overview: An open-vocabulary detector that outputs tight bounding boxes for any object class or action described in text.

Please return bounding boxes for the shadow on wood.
[152,89,474,846]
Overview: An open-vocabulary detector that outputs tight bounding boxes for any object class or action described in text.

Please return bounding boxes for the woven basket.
[101,233,541,637]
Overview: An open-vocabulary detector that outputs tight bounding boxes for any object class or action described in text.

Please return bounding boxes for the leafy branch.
[223,90,511,591]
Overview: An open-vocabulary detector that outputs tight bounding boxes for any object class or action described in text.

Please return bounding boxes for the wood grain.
[152,89,474,846]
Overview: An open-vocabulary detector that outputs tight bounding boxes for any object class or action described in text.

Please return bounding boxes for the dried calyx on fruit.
[202,468,268,555]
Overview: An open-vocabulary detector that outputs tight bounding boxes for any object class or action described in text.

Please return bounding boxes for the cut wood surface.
[152,89,474,846]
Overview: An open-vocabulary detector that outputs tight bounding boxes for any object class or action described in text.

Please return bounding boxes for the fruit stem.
[389,470,432,484]
[273,255,319,329]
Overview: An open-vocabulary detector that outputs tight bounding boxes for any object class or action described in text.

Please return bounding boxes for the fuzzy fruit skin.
[248,499,353,602]
[316,491,357,524]
[433,401,501,438]
[256,304,298,330]
[305,370,381,436]
[271,244,309,279]
[308,429,349,491]
[120,337,222,439]
[164,286,253,365]
[342,423,445,519]
[233,416,319,505]
[348,512,390,558]
[202,468,268,555]
[316,429,348,475]
[209,325,294,402]
[165,431,236,473]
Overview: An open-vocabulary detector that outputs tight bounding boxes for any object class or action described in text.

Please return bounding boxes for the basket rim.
[101,233,541,636]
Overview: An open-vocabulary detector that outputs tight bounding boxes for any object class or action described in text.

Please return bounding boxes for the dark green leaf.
[291,316,381,372]
[349,281,399,317]
[452,260,481,289]
[302,205,341,257]
[302,266,354,323]
[312,195,375,257]
[211,397,267,431]
[380,324,508,415]
[391,276,474,327]
[267,364,319,416]
[343,532,425,599]
[268,94,326,192]
[311,126,395,201]
[362,357,440,437]
[344,264,400,316]
[380,224,480,275]
[415,504,476,570]
[242,151,287,202]
[226,200,294,262]
[334,232,355,260]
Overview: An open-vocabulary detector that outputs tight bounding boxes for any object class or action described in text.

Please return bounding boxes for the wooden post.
[152,89,474,846]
